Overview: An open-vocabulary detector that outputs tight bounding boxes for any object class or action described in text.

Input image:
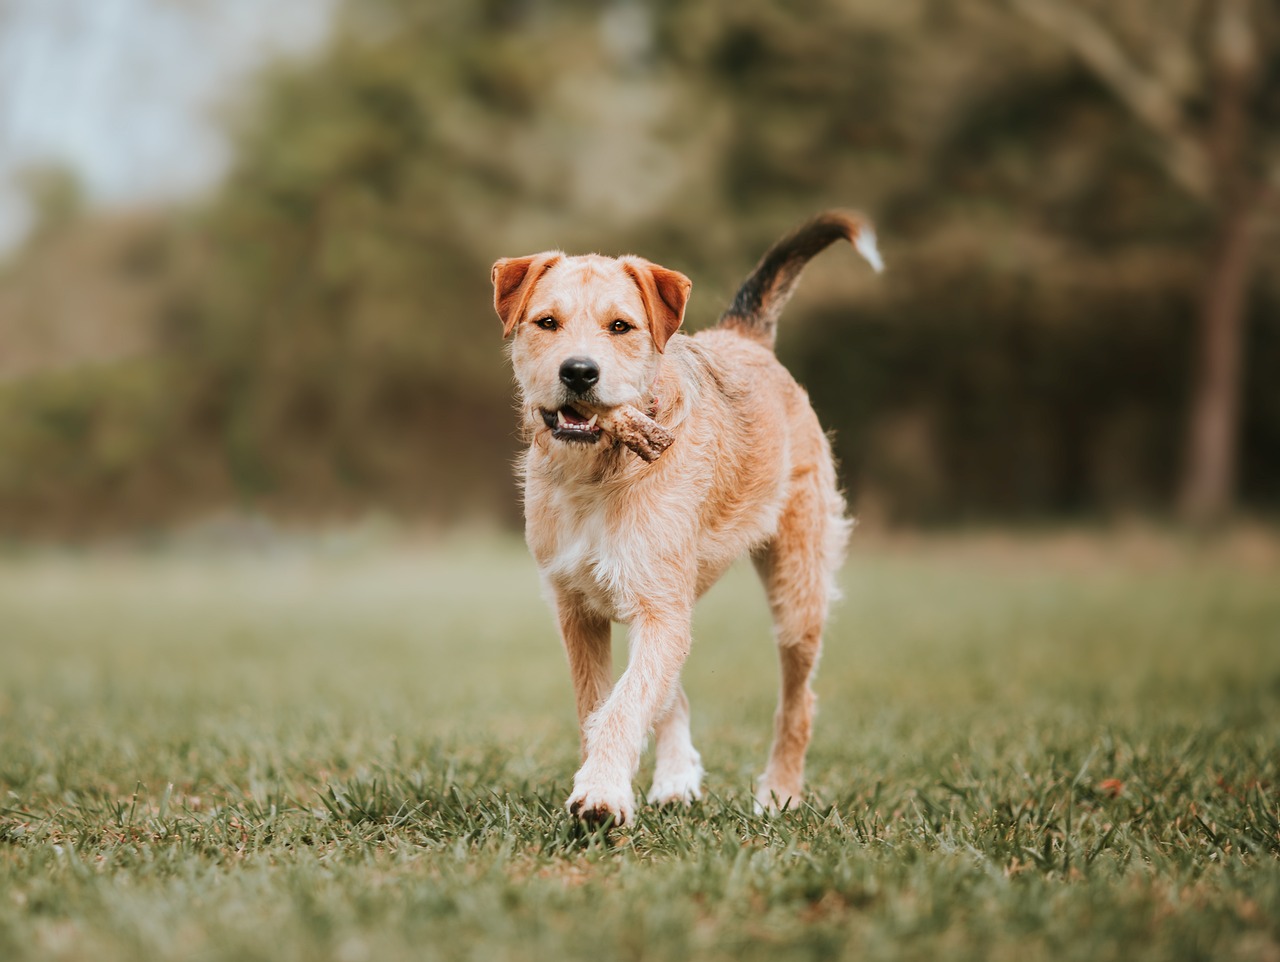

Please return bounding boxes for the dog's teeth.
[556,410,567,427]
[587,414,598,429]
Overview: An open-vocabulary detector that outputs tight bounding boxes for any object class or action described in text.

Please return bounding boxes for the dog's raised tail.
[717,210,883,351]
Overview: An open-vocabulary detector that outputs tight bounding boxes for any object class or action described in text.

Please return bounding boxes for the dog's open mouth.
[542,406,603,443]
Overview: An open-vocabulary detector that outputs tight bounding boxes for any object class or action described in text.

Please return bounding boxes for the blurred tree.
[15,163,84,240]
[2,0,1279,535]
[1005,0,1280,524]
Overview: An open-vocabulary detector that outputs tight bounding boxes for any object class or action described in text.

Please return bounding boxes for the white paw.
[647,759,705,807]
[566,774,635,827]
[753,778,803,815]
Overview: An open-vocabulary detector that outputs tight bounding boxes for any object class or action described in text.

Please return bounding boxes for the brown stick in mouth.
[595,404,674,463]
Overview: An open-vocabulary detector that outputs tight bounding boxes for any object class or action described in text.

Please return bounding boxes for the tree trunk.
[1176,200,1257,526]
[1175,0,1260,528]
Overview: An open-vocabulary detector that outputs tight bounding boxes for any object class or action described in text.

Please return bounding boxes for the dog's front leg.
[555,594,614,762]
[567,608,692,826]
[648,684,704,806]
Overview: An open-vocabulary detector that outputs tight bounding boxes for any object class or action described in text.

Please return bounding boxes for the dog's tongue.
[555,406,600,431]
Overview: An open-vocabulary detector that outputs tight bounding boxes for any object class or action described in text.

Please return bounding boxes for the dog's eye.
[534,317,558,331]
[609,319,632,334]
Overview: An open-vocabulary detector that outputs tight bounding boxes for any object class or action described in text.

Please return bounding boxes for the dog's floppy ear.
[492,252,562,338]
[621,257,692,353]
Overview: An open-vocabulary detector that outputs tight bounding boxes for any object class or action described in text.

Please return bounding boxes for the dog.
[491,210,883,825]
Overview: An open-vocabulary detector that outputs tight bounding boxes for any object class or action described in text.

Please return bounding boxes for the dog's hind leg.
[648,684,704,806]
[751,463,850,812]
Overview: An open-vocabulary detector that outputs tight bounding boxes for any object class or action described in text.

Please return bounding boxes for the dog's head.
[491,252,691,447]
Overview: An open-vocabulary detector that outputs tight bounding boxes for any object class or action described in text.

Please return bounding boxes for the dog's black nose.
[559,357,600,394]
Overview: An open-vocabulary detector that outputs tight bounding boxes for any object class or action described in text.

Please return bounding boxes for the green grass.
[1,528,1278,961]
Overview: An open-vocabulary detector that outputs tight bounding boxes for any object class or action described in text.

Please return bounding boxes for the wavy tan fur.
[492,212,877,825]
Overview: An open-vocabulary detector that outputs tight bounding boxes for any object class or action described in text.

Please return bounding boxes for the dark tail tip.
[717,209,883,350]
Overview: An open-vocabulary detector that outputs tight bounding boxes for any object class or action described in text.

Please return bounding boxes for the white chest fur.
[534,487,649,620]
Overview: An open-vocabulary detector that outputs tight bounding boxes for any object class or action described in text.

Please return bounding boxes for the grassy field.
[1,527,1278,961]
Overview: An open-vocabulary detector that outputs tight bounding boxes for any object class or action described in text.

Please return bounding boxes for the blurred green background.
[1,0,1278,539]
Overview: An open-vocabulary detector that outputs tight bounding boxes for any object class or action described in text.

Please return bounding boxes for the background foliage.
[1,0,1278,536]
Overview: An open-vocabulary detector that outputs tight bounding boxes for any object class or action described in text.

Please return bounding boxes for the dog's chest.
[532,491,644,617]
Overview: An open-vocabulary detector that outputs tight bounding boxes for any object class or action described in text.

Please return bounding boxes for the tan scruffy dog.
[491,211,883,826]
